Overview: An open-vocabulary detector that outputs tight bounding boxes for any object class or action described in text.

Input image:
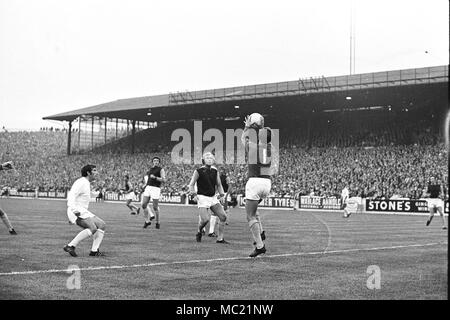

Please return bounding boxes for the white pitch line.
[0,242,446,277]
[310,212,332,253]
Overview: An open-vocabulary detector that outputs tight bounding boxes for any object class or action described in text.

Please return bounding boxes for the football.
[248,113,264,129]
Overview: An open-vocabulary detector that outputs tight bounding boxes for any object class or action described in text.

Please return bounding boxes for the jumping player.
[64,165,106,257]
[123,175,140,215]
[241,116,278,257]
[0,161,17,235]
[188,152,229,244]
[142,157,166,229]
[425,177,447,229]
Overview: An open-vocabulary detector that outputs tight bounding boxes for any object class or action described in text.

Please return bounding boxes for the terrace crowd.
[0,114,447,200]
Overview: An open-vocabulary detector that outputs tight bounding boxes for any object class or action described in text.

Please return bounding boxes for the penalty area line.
[0,242,446,277]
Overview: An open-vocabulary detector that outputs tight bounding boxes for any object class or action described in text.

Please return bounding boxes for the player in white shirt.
[341,185,350,218]
[0,161,17,235]
[63,165,106,257]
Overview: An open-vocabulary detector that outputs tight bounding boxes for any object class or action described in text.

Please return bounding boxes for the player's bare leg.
[199,214,206,235]
[0,208,16,235]
[141,196,154,228]
[88,216,106,255]
[246,199,266,257]
[126,199,135,214]
[126,199,139,215]
[64,217,97,257]
[201,208,211,234]
[210,203,228,243]
[152,199,160,229]
[196,208,211,242]
[70,216,106,256]
[343,207,350,218]
[252,210,265,244]
[256,208,265,239]
[436,207,447,229]
[223,200,230,225]
[426,207,436,226]
[342,203,350,218]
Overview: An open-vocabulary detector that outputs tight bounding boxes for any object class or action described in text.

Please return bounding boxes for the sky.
[0,0,448,130]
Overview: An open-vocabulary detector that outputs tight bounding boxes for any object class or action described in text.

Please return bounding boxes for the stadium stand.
[1,105,447,202]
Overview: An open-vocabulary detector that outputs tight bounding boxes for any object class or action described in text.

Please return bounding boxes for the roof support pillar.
[91,116,94,150]
[131,120,136,154]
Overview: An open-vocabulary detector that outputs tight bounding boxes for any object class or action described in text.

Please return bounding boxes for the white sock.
[256,212,263,232]
[91,229,105,252]
[69,229,92,247]
[217,221,225,241]
[209,215,218,234]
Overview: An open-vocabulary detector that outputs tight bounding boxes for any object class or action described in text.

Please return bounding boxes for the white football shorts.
[143,186,161,200]
[124,191,135,201]
[346,199,359,213]
[426,198,444,210]
[67,207,96,224]
[245,177,271,201]
[197,194,220,209]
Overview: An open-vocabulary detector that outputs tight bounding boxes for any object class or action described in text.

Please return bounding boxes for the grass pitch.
[0,198,447,300]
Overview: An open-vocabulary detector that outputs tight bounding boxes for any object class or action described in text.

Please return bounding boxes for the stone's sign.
[366,199,449,213]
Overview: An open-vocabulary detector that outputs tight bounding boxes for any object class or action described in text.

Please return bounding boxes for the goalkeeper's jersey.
[67,177,91,211]
[246,142,277,179]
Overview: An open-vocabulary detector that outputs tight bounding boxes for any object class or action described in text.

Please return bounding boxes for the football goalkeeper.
[0,161,17,235]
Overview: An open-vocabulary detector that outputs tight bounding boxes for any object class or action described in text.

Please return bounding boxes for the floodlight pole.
[67,121,72,155]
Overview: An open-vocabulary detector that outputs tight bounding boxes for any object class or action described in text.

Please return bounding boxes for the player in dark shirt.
[95,187,104,202]
[220,167,233,225]
[425,177,447,229]
[122,175,140,215]
[142,157,166,229]
[206,167,233,236]
[241,116,278,257]
[188,152,229,244]
[0,161,17,235]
